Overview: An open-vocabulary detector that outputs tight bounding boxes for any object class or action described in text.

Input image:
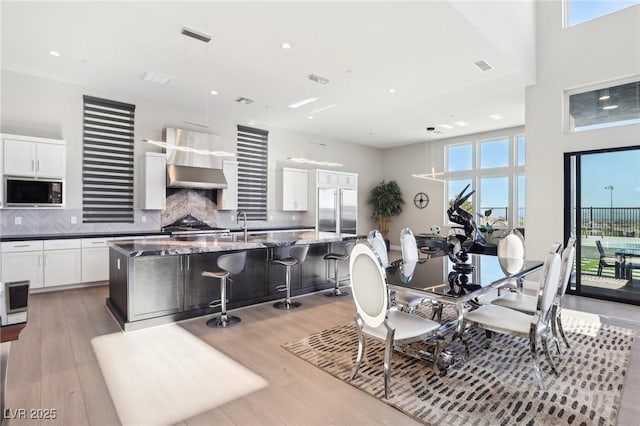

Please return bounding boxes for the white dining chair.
[492,237,576,354]
[461,250,562,389]
[349,242,443,399]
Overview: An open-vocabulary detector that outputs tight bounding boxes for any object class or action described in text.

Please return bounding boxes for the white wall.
[525,2,640,259]
[382,126,524,247]
[0,70,383,232]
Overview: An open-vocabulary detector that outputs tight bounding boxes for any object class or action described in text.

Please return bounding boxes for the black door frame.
[564,144,640,306]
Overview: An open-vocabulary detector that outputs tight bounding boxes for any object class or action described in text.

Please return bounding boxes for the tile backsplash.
[1,190,313,236]
[0,208,161,236]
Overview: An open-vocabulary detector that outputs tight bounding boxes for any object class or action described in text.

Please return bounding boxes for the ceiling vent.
[181,26,212,43]
[141,71,173,85]
[235,97,255,104]
[473,60,493,72]
[308,74,330,84]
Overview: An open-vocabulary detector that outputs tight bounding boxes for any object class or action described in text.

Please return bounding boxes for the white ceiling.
[1,1,535,149]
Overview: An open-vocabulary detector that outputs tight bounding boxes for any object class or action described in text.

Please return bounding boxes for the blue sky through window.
[569,0,640,26]
[447,144,472,172]
[581,149,640,207]
[480,139,509,169]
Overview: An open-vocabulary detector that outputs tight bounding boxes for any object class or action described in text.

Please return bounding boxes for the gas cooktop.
[162,215,230,235]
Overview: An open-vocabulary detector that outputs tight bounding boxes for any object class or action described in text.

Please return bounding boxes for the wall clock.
[413,192,429,209]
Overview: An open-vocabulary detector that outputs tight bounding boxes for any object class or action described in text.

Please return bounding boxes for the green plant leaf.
[367,180,405,221]
[484,209,492,218]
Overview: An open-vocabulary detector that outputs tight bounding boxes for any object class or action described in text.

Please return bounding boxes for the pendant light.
[412,134,445,183]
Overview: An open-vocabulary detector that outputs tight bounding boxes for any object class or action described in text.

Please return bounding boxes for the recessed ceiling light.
[288,97,318,109]
[473,60,493,71]
[181,26,212,43]
[438,124,454,130]
[308,74,329,85]
[454,120,468,127]
[489,114,503,120]
[281,42,292,49]
[310,104,336,114]
[307,116,314,120]
[49,50,61,57]
[210,90,218,95]
[602,105,619,110]
[248,121,256,125]
[141,71,173,85]
[388,88,396,94]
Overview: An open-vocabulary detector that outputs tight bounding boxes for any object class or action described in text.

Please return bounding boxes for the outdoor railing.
[579,207,640,237]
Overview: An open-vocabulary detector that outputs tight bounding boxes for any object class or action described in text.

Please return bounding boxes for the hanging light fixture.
[412,132,445,182]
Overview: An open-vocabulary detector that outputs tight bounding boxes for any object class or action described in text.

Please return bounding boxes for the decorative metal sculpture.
[445,184,485,295]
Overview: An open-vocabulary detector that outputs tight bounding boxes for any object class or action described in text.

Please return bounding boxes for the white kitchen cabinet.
[43,239,81,287]
[2,135,66,178]
[81,238,110,283]
[217,160,238,210]
[317,170,339,186]
[338,173,358,188]
[282,167,308,211]
[1,240,44,289]
[138,152,166,210]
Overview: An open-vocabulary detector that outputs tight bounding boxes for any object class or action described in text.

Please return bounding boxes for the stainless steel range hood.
[164,127,228,190]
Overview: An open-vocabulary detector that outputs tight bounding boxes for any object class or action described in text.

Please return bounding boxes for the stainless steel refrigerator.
[318,188,357,234]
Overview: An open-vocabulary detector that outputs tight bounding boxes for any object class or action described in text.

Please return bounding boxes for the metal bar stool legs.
[202,251,246,328]
[273,245,310,310]
[324,241,355,297]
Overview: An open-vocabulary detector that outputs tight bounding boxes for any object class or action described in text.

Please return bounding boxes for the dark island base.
[107,242,350,331]
[105,281,337,331]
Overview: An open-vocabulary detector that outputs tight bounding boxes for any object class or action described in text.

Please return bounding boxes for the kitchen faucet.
[237,210,248,241]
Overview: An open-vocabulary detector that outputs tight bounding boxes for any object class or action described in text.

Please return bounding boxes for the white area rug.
[92,324,268,425]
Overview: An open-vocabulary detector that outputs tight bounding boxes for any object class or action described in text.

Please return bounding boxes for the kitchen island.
[107,231,359,330]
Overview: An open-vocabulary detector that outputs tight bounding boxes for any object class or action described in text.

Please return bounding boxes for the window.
[445,132,525,227]
[568,80,640,132]
[479,138,509,169]
[446,143,473,172]
[236,125,268,221]
[516,134,526,166]
[566,0,640,27]
[82,95,135,223]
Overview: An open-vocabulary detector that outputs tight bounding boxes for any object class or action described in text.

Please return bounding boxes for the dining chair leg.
[530,335,546,390]
[431,339,445,376]
[431,301,443,321]
[350,316,366,381]
[556,312,571,349]
[541,335,559,376]
[383,332,395,399]
[460,324,470,361]
[484,330,494,349]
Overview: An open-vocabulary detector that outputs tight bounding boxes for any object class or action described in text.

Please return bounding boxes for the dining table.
[614,248,640,280]
[385,253,544,368]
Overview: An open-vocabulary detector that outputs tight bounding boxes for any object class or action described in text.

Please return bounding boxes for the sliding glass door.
[565,146,640,304]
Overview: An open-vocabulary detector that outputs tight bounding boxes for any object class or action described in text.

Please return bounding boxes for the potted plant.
[368,180,405,247]
[476,209,504,246]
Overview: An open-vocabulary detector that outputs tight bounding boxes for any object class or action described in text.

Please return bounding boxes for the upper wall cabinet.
[137,152,166,210]
[316,169,357,189]
[2,134,66,179]
[217,160,238,210]
[282,167,308,211]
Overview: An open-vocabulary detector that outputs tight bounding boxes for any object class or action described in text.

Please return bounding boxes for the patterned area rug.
[283,306,635,426]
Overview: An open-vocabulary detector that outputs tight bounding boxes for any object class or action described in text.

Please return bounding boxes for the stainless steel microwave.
[4,177,64,206]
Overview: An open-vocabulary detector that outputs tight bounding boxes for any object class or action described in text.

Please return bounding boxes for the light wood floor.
[4,282,640,425]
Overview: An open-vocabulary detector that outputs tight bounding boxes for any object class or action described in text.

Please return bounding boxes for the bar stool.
[323,241,356,297]
[202,251,247,328]
[272,244,310,310]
